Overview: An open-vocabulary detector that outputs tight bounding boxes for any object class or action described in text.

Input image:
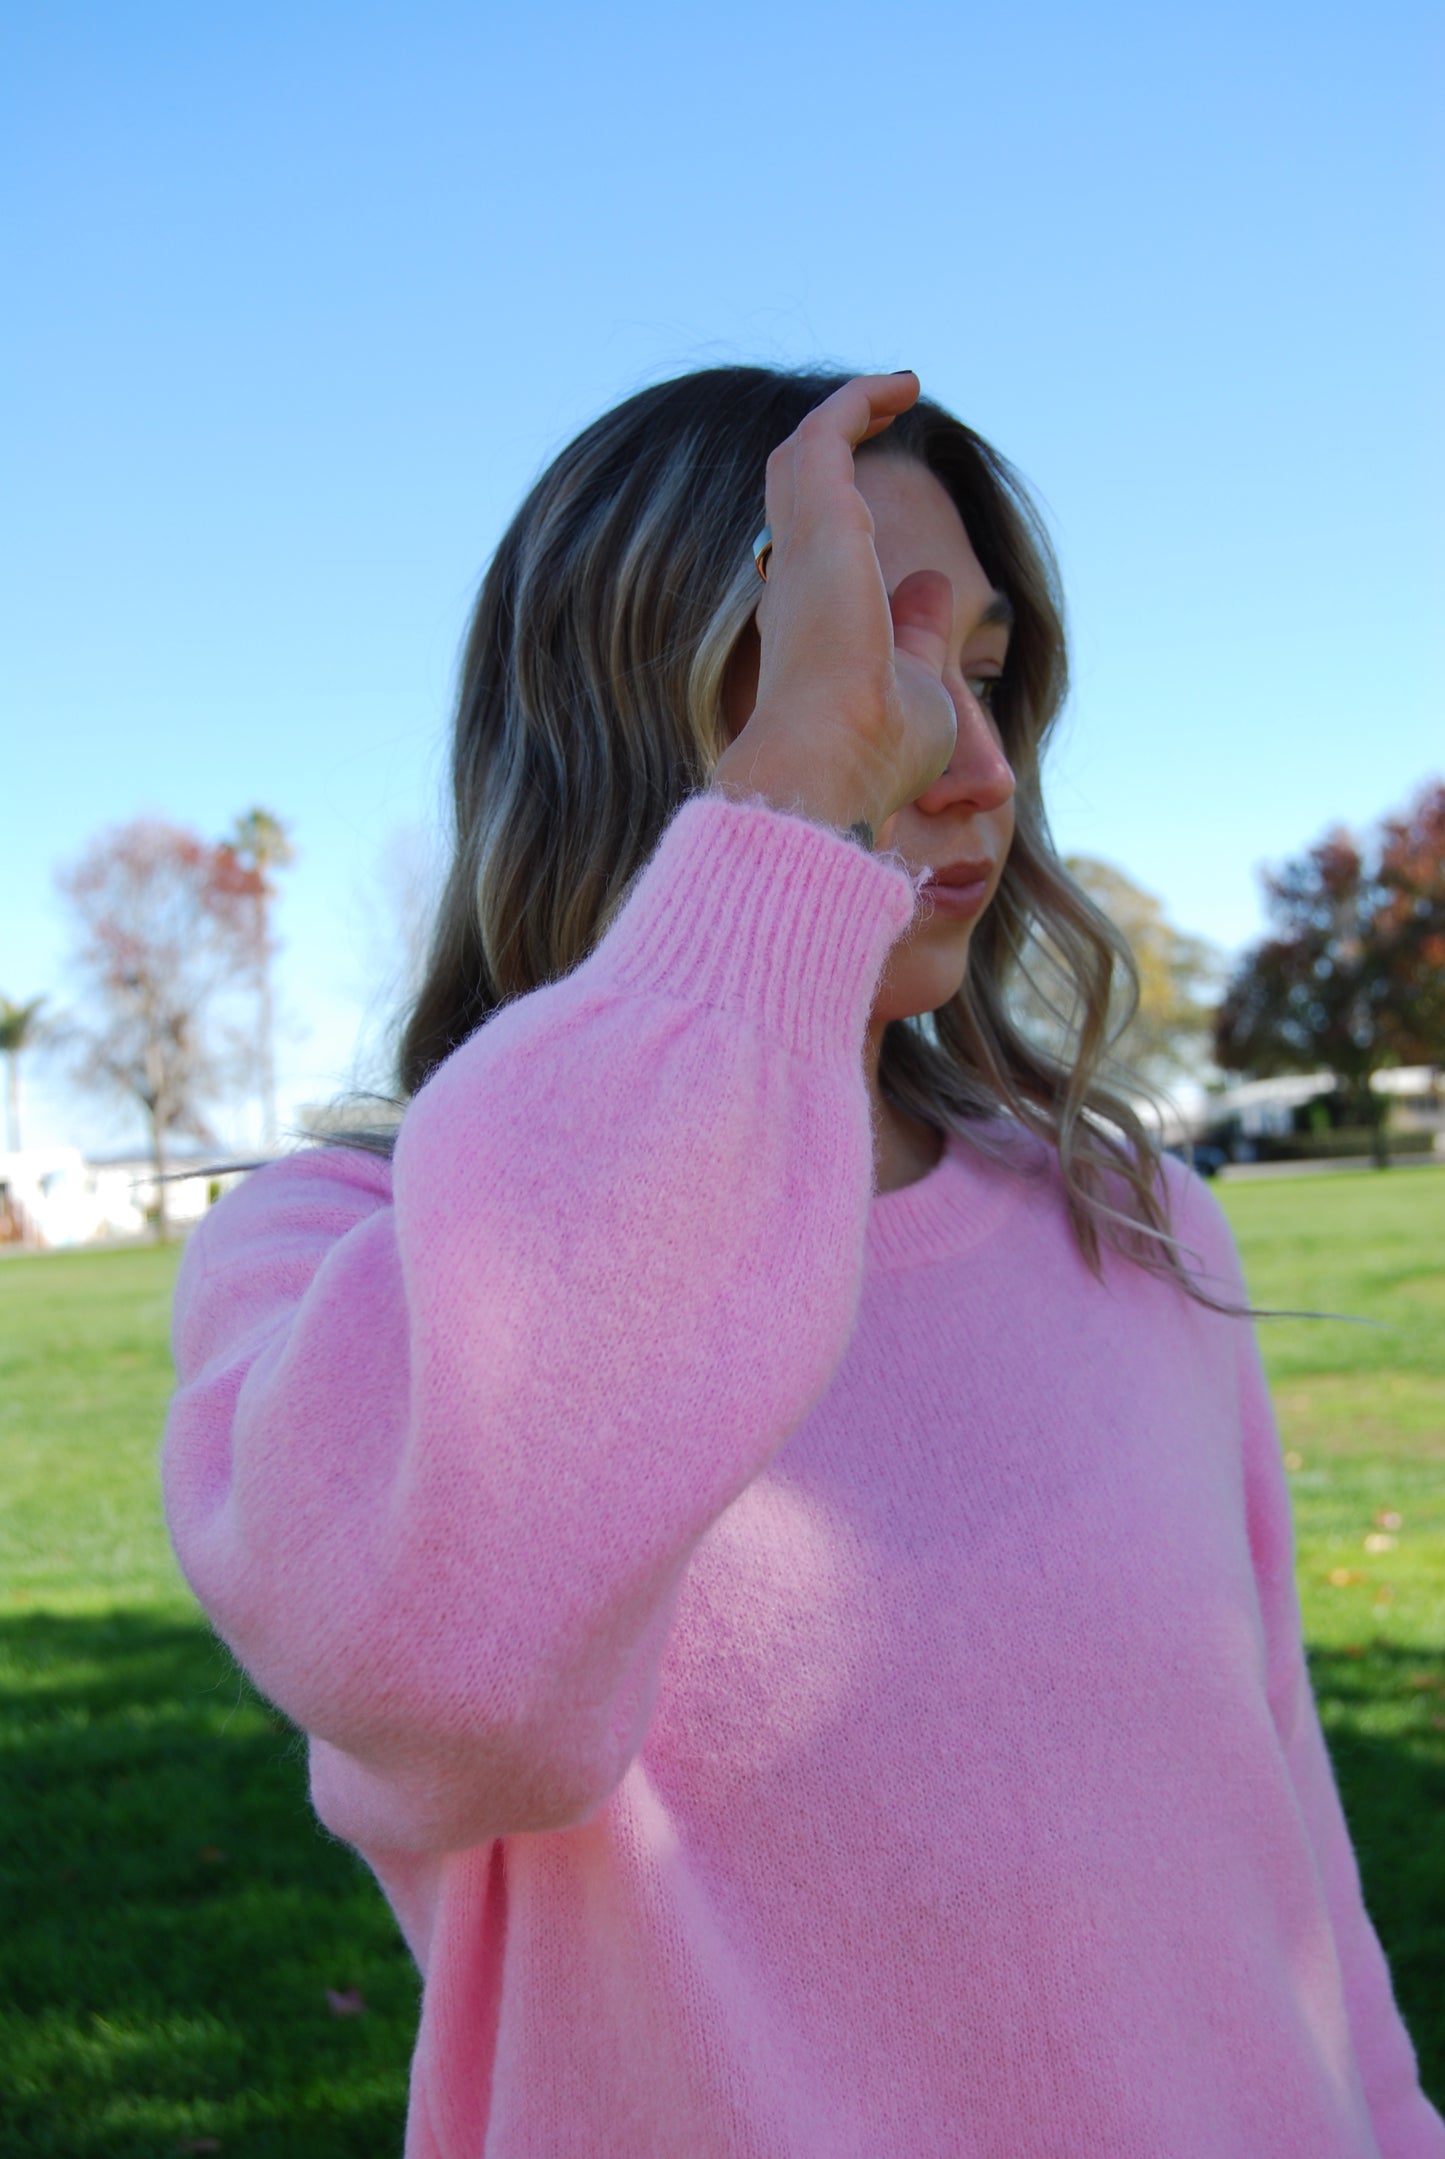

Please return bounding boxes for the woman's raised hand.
[711,372,959,847]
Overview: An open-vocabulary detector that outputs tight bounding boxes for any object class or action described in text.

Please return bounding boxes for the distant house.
[1198,1067,1443,1163]
[0,1149,96,1245]
[1372,1065,1445,1136]
[1207,1072,1339,1147]
[0,1146,252,1247]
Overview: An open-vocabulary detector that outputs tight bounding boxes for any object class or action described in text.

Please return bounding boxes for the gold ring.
[752,524,772,581]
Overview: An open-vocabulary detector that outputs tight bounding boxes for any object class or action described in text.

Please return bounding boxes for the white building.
[1193,1067,1444,1159]
[0,1146,252,1247]
[1206,1071,1340,1142]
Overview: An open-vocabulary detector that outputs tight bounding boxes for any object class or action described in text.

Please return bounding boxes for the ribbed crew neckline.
[866,1125,1025,1272]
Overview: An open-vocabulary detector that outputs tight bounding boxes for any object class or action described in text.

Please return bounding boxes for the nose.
[912,684,1015,817]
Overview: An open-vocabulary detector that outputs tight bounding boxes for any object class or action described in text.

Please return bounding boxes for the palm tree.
[224,810,295,1150]
[0,995,46,1154]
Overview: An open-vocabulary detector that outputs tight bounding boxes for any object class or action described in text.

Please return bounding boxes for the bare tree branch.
[55,819,263,1234]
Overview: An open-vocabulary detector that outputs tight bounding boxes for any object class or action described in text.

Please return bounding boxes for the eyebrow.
[975,591,1015,633]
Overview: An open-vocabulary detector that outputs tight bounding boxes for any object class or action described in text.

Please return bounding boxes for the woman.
[164,369,1443,2156]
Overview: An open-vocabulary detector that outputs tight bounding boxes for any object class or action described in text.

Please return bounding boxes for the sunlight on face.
[856,455,1017,1029]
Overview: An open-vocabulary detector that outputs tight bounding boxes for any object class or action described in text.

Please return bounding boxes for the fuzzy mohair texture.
[164,796,1445,2158]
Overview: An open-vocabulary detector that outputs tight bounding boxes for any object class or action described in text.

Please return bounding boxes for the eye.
[965,674,1001,711]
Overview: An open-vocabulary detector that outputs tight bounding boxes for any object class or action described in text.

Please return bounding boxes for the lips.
[916,856,996,923]
[924,859,993,889]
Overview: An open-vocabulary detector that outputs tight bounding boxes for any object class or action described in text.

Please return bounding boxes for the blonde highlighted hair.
[368,365,1186,1283]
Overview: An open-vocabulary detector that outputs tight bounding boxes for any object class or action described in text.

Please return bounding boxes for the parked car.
[1164,1141,1227,1180]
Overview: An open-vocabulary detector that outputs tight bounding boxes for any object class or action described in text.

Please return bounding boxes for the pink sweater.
[164,795,1443,2159]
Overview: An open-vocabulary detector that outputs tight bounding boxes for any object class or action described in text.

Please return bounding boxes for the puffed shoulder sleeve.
[163,794,916,1856]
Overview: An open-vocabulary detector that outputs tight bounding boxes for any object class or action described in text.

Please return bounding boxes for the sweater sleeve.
[163,794,916,1857]
[1206,1200,1445,2157]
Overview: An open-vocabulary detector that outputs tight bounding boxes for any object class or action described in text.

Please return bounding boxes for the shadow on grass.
[0,1608,417,2159]
[1308,1640,1445,2100]
[2,1615,1441,2151]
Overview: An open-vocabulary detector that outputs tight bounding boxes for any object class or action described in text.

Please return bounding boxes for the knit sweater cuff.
[600,793,918,1061]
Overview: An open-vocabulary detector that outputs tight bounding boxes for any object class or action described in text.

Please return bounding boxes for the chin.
[875,940,975,1029]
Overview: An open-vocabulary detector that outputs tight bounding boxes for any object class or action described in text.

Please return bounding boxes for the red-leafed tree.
[1375,781,1445,1063]
[56,819,265,1234]
[1214,780,1445,1165]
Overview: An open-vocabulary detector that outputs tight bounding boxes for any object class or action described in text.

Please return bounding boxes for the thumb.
[889,569,953,679]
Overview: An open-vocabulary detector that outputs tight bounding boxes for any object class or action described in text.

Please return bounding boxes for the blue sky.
[5,0,1441,1154]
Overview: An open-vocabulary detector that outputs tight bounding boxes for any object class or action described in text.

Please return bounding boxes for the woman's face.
[725,453,1017,1028]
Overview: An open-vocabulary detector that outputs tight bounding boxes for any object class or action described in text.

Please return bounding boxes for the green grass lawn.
[1,1244,417,2157]
[1218,1167,1445,2106]
[1,1168,1442,2152]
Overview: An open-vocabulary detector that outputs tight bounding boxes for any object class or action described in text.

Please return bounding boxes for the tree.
[1064,857,1224,1084]
[1214,780,1445,1165]
[1375,781,1445,1064]
[345,819,439,1091]
[218,808,295,1150]
[56,819,260,1235]
[1010,857,1223,1088]
[0,995,47,1153]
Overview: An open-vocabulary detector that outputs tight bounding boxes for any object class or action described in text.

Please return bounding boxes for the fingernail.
[892,368,915,375]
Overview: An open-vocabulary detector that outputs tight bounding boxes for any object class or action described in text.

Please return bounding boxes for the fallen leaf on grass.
[198,1846,226,1865]
[1283,1451,1304,1472]
[1328,1568,1365,1588]
[1406,1672,1444,1693]
[1363,1532,1397,1554]
[326,1987,367,2017]
[1374,1509,1404,1531]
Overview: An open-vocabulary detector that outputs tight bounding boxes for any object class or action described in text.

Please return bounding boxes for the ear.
[720,617,762,743]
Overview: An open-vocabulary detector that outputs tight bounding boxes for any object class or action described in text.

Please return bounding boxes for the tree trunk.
[4,1051,18,1154]
[1367,1081,1390,1169]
